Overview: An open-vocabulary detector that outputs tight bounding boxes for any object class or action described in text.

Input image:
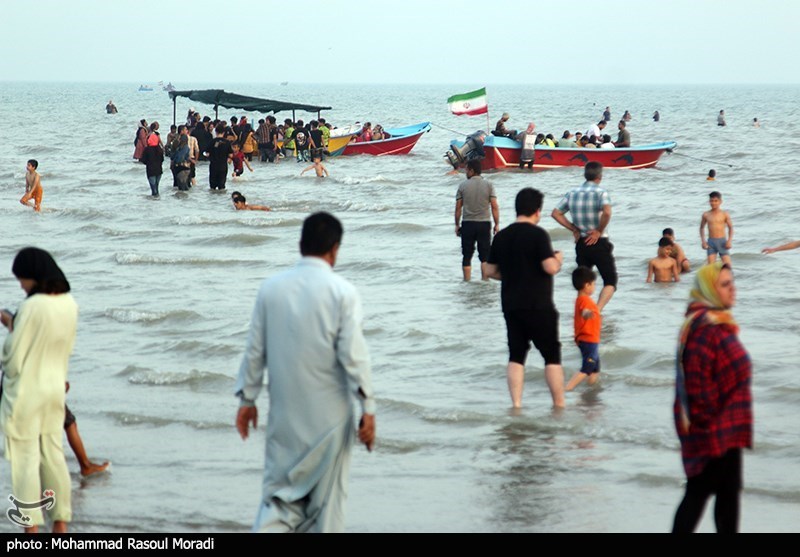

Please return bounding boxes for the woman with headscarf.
[170,134,193,191]
[0,248,76,533]
[133,119,148,161]
[672,262,752,533]
[140,133,164,197]
[518,122,537,169]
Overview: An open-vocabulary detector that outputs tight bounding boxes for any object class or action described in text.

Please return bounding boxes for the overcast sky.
[1,0,797,84]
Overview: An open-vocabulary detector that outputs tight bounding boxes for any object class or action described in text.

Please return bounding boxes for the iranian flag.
[447,87,488,116]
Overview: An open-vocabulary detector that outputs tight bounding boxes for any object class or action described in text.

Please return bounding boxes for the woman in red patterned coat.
[672,262,752,533]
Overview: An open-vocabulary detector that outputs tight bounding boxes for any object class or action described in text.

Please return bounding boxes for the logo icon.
[7,491,56,527]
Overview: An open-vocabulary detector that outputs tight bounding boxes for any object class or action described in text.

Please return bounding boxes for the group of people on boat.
[494,115,632,151]
[351,122,389,143]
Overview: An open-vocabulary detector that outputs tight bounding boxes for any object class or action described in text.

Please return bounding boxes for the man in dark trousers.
[484,188,566,409]
[203,124,233,190]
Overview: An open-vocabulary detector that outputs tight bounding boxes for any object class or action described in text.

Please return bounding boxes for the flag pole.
[485,88,490,133]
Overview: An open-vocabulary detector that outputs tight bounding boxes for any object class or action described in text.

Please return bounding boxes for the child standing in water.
[20,159,43,212]
[230,143,253,178]
[300,156,329,178]
[700,191,734,265]
[566,267,602,391]
[647,238,681,283]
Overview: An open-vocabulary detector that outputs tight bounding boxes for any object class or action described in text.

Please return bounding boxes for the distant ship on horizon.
[280,81,288,86]
[138,84,153,92]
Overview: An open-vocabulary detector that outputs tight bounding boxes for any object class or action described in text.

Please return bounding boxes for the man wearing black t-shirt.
[485,188,566,409]
[309,120,325,161]
[292,120,310,162]
[203,124,233,190]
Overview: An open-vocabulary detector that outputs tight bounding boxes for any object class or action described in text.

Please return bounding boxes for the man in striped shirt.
[551,162,617,312]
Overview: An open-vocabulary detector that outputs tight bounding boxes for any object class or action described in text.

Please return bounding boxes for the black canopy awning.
[168,89,331,119]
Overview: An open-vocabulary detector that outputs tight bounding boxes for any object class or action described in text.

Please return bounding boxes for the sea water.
[0,82,797,532]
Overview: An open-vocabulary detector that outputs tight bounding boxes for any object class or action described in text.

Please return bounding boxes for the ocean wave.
[15,145,62,154]
[195,233,273,246]
[170,215,303,228]
[78,224,157,237]
[125,368,233,387]
[54,207,111,220]
[163,339,241,358]
[104,308,201,324]
[373,438,427,455]
[614,373,675,388]
[746,485,800,503]
[104,411,229,430]
[114,252,256,266]
[357,222,429,234]
[332,175,394,185]
[335,200,390,212]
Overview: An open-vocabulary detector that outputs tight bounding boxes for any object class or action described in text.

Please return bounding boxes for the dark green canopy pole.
[173,95,177,127]
[215,104,219,120]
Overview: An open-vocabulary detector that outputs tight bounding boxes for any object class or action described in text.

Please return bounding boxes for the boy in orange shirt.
[566,266,601,391]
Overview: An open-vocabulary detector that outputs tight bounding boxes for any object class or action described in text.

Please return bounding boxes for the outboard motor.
[445,131,486,169]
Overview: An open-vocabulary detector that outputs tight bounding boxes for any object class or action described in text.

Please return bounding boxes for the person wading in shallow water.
[672,262,752,533]
[454,159,499,281]
[236,213,376,533]
[551,162,618,313]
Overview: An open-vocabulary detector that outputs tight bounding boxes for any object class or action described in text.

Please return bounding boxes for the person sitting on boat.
[579,136,597,149]
[544,134,557,148]
[106,100,118,114]
[372,125,385,141]
[558,131,576,148]
[573,132,583,146]
[534,133,546,146]
[358,122,373,142]
[613,120,631,148]
[599,134,615,149]
[586,120,606,141]
[493,113,517,139]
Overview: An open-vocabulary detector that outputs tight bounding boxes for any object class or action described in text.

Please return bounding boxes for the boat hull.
[342,122,431,156]
[450,136,677,170]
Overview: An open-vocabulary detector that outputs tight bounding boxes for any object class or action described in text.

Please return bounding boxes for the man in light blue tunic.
[235,212,376,533]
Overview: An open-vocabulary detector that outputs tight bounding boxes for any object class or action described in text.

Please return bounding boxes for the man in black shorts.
[551,161,618,312]
[484,188,566,408]
[455,159,499,281]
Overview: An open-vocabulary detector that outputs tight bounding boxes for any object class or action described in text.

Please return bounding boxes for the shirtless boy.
[647,238,681,283]
[300,157,329,178]
[662,228,690,273]
[700,191,733,265]
[231,192,270,212]
[20,159,43,212]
